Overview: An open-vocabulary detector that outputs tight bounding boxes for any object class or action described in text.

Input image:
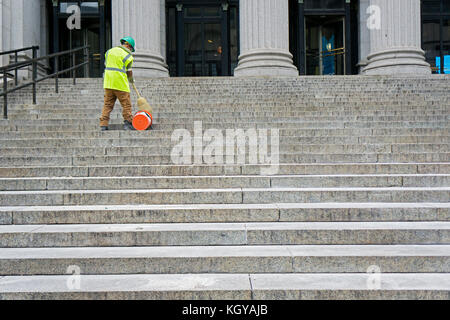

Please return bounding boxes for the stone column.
[363,0,430,75]
[112,0,168,78]
[234,0,298,77]
[1,0,41,78]
[358,0,371,73]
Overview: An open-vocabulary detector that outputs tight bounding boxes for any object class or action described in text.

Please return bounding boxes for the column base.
[234,49,298,77]
[363,47,431,75]
[132,51,169,78]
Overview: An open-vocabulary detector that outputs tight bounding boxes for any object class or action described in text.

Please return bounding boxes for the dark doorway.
[289,0,358,75]
[49,0,112,78]
[421,0,450,74]
[305,16,345,75]
[58,18,101,77]
[184,18,223,76]
[167,1,239,77]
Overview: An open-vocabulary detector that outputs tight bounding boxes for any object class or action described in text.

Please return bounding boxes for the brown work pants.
[100,89,133,127]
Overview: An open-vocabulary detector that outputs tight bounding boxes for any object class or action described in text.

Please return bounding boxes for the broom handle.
[132,83,142,99]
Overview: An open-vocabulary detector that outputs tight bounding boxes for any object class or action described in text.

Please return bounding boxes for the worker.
[100,36,136,131]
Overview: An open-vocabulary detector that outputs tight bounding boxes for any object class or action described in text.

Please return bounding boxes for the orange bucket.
[132,111,153,131]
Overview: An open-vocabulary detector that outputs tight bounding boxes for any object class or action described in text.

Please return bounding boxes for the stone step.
[26,84,450,89]
[0,222,448,247]
[2,117,448,126]
[6,138,448,149]
[23,88,449,94]
[2,122,447,133]
[0,187,449,206]
[7,106,449,115]
[1,174,449,191]
[0,203,448,225]
[6,103,449,111]
[1,128,445,138]
[0,245,448,275]
[22,86,450,93]
[12,96,445,102]
[12,89,450,95]
[1,136,448,146]
[1,273,448,300]
[0,163,448,178]
[1,145,448,157]
[13,89,448,95]
[9,92,449,98]
[18,89,450,94]
[1,153,448,167]
[7,112,449,122]
[7,105,449,114]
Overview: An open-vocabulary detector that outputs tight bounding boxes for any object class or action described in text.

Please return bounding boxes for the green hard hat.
[120,36,136,52]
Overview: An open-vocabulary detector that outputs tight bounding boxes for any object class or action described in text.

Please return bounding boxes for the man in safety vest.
[100,36,136,131]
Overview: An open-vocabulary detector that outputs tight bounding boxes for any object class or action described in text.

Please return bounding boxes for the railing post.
[73,51,76,85]
[32,47,37,105]
[14,52,18,86]
[55,56,59,94]
[3,72,7,119]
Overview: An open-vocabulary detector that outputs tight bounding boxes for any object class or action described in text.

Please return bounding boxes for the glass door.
[444,17,450,73]
[421,0,450,74]
[305,16,345,75]
[85,23,101,77]
[322,19,345,75]
[185,23,203,76]
[60,19,100,77]
[184,8,223,77]
[204,23,223,76]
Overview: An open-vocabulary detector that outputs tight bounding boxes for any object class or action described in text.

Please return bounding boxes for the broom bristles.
[137,97,153,114]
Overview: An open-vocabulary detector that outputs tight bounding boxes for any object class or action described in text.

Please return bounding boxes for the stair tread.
[1,202,449,212]
[0,221,449,234]
[1,245,449,259]
[0,273,448,294]
[1,186,449,194]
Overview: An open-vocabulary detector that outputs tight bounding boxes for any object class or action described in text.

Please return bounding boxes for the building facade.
[0,0,449,78]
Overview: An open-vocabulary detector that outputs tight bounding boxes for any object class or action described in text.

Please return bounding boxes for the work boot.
[123,121,135,131]
[101,126,108,131]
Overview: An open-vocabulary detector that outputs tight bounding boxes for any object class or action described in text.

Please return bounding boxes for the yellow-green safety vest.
[103,46,134,92]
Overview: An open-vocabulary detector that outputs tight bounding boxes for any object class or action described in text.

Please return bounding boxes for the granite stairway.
[0,76,449,300]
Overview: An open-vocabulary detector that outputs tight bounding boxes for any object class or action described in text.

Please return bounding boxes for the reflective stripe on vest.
[105,54,132,73]
[123,54,132,64]
[105,67,127,73]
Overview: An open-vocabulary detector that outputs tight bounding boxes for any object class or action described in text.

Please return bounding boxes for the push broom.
[132,83,153,114]
[131,82,153,131]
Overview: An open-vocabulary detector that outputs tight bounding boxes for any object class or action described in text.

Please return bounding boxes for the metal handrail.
[0,46,39,57]
[0,46,39,87]
[0,45,90,119]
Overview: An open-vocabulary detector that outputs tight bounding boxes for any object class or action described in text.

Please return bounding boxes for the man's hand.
[127,70,134,84]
